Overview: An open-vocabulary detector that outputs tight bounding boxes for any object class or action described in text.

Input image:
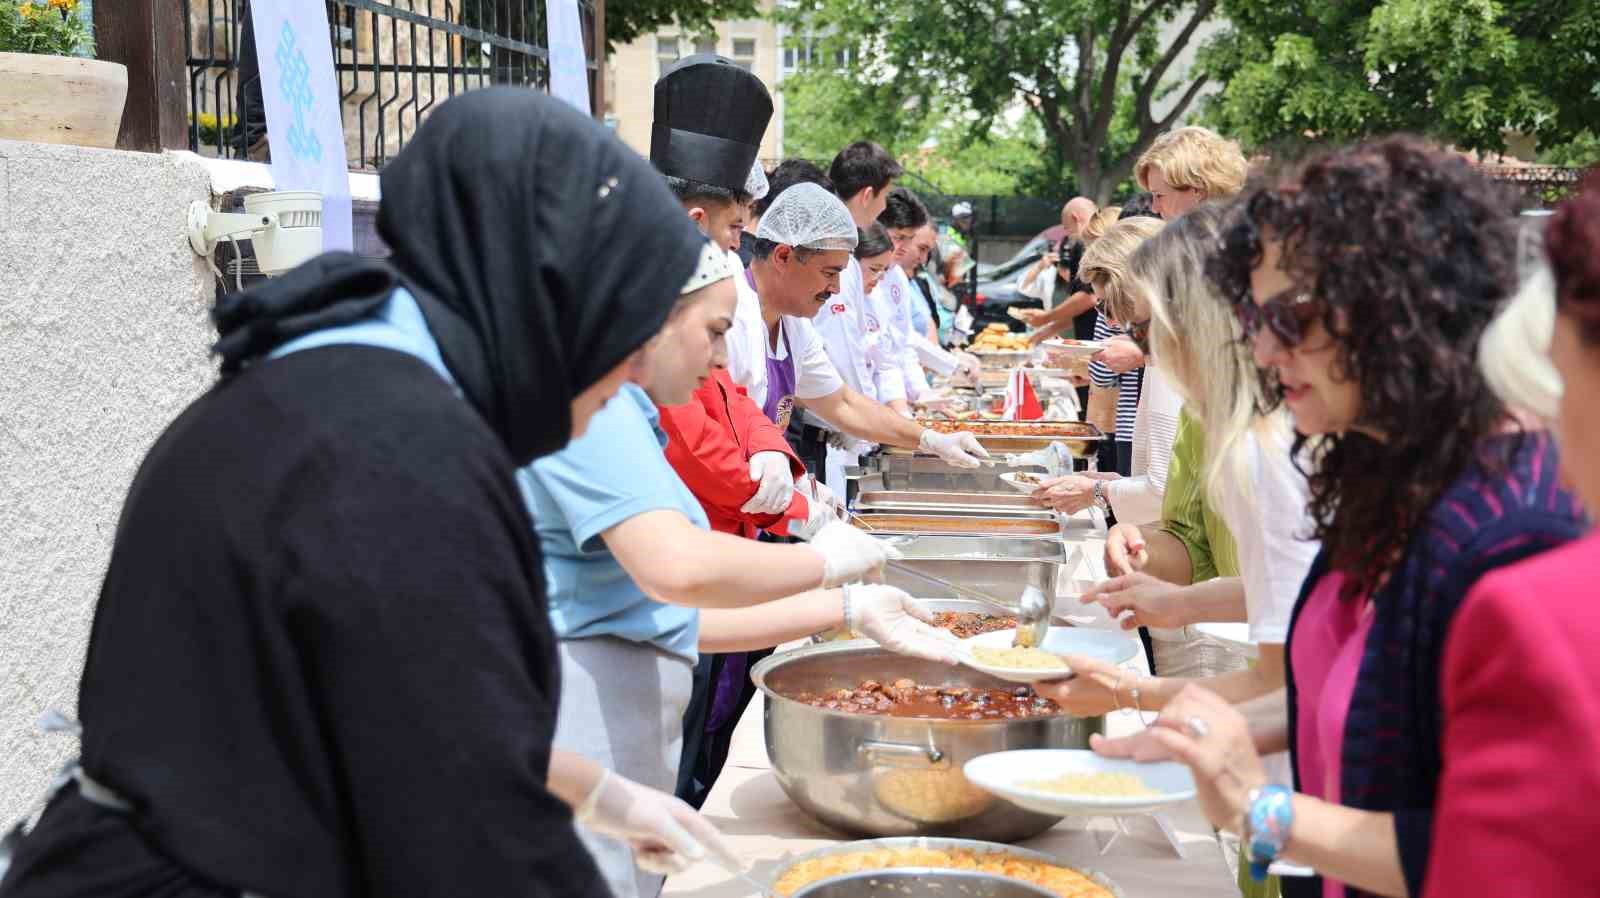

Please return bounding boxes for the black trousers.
[785,418,831,486]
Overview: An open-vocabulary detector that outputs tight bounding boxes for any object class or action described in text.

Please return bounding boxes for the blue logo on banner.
[275,21,322,163]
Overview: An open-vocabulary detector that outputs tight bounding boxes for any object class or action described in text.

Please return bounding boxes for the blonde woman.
[1041,204,1314,707]
[1134,126,1249,220]
[1031,216,1173,523]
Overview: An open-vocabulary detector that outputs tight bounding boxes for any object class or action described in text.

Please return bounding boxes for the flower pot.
[0,52,127,149]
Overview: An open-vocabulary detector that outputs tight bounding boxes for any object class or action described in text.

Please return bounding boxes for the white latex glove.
[575,769,735,875]
[805,520,903,588]
[789,476,845,541]
[919,428,991,468]
[846,584,962,665]
[740,451,795,515]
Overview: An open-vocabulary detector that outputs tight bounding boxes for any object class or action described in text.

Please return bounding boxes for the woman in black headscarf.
[0,89,711,898]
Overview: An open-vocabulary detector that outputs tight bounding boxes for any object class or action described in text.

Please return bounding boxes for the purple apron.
[751,269,799,430]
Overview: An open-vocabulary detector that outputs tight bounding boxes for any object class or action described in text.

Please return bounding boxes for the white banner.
[546,0,591,114]
[250,0,353,251]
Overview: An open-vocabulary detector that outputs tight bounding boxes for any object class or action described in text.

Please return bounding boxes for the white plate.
[965,749,1196,816]
[958,627,1139,682]
[998,471,1049,494]
[1040,338,1106,360]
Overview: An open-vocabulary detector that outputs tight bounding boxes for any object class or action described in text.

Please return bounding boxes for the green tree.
[778,0,1227,201]
[1204,0,1600,158]
[779,70,1047,194]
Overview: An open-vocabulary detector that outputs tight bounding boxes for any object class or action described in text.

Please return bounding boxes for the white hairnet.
[681,240,737,295]
[746,161,770,202]
[754,182,858,252]
[951,201,973,218]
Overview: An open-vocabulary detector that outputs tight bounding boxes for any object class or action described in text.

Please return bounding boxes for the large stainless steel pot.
[753,643,1103,842]
[792,868,1056,898]
[776,837,1124,898]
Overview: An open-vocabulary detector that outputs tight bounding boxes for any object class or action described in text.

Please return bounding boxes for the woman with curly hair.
[1420,175,1600,896]
[1093,137,1584,898]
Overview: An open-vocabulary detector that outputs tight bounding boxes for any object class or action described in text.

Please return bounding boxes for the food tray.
[883,534,1063,606]
[854,488,1047,516]
[969,349,1035,368]
[851,513,1062,537]
[845,463,1052,500]
[773,837,1124,898]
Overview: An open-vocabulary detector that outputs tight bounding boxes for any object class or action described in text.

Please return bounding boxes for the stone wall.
[0,140,218,821]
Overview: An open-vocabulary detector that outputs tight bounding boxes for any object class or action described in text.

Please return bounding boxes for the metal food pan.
[774,837,1124,897]
[847,460,1047,497]
[855,488,1047,516]
[851,512,1063,538]
[881,534,1063,605]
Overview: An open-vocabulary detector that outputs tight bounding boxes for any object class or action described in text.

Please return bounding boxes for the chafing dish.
[846,461,1048,498]
[754,645,1103,842]
[854,487,1047,516]
[883,534,1064,606]
[968,349,1035,368]
[910,420,1106,457]
[776,837,1124,898]
[791,868,1057,898]
[850,512,1063,538]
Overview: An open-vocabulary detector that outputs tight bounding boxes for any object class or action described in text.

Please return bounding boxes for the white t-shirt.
[1102,365,1182,526]
[725,266,843,413]
[1213,415,1321,643]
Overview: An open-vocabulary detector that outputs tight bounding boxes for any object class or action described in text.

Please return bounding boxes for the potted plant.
[0,0,128,148]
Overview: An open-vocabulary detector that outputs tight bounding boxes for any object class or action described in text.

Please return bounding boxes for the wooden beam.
[94,0,188,152]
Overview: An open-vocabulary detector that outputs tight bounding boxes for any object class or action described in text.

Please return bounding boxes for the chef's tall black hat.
[651,54,774,193]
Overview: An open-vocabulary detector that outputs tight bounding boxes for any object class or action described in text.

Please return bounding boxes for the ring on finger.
[1185,715,1210,739]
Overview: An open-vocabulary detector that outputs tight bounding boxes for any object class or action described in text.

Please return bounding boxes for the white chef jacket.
[871,266,929,403]
[806,257,886,430]
[724,264,843,412]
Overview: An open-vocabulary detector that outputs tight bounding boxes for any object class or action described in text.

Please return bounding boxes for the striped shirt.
[1087,313,1142,443]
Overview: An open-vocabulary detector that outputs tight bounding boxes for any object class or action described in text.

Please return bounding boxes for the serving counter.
[662,513,1240,898]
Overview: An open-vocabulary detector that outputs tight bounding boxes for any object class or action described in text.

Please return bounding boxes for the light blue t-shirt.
[266,287,455,388]
[518,384,706,662]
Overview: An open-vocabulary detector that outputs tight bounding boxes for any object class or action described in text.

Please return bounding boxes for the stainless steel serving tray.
[851,512,1063,538]
[775,837,1125,898]
[855,488,1048,516]
[847,461,1049,497]
[881,534,1065,605]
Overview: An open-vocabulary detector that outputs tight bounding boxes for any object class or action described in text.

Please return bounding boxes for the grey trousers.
[553,638,693,898]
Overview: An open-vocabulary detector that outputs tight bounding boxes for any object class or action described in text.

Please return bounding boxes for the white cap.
[754,182,858,252]
[951,201,974,218]
[745,161,770,202]
[680,240,738,294]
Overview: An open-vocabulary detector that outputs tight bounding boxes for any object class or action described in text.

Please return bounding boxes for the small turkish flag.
[1003,365,1044,421]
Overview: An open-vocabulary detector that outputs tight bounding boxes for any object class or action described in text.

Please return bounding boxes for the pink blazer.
[1424,532,1600,897]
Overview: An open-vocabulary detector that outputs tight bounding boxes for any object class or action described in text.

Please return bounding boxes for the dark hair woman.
[1092,137,1585,898]
[1421,173,1600,897]
[0,89,713,898]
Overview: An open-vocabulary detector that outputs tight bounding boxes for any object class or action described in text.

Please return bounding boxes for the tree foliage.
[777,0,1226,201]
[780,71,1051,194]
[1204,0,1600,157]
[602,0,759,54]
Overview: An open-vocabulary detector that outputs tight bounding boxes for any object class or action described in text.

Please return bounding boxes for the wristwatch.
[1243,784,1295,881]
[1091,478,1110,513]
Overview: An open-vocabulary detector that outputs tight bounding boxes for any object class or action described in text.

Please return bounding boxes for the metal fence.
[1482,165,1587,209]
[182,0,597,170]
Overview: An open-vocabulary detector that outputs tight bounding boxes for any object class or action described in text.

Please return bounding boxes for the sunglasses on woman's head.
[1235,289,1323,348]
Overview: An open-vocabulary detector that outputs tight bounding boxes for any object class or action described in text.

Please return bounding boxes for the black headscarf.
[213,88,705,464]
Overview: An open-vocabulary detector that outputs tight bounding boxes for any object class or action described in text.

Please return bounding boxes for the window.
[694,35,718,55]
[781,36,853,75]
[732,37,756,72]
[656,35,680,77]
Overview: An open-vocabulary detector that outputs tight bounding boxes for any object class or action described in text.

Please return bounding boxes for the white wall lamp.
[187,190,324,288]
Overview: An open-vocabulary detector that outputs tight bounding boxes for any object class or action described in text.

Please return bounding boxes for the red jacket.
[1423,532,1600,898]
[659,369,810,538]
